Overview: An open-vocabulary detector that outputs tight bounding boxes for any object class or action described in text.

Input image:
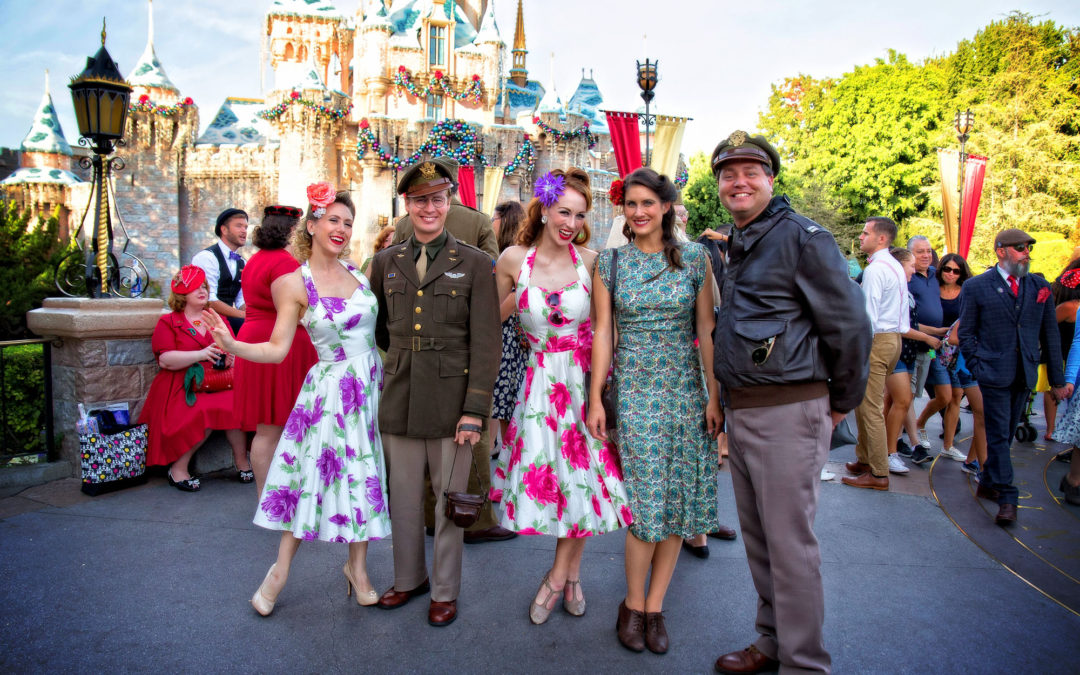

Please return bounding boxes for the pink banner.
[604,111,643,177]
[959,155,987,259]
[457,165,477,209]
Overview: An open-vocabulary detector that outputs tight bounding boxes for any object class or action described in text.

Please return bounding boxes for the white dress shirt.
[860,248,910,334]
[191,240,245,308]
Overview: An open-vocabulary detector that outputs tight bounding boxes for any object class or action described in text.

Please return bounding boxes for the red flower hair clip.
[608,179,624,206]
[1060,269,1080,289]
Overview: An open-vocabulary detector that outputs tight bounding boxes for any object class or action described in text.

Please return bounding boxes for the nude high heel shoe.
[251,564,280,616]
[344,563,378,606]
[563,579,585,616]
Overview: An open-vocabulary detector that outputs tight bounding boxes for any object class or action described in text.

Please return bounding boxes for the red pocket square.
[1037,287,1051,303]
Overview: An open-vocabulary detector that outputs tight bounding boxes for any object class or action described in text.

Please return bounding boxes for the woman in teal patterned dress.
[588,167,722,655]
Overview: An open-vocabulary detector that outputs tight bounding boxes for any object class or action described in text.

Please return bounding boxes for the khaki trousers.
[853,332,901,477]
[424,427,497,531]
[383,433,471,602]
[727,395,832,673]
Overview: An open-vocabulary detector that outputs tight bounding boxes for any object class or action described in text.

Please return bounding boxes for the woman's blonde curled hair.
[291,190,356,261]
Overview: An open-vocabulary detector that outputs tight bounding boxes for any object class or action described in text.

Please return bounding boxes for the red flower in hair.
[608,179,624,206]
[1060,269,1080,289]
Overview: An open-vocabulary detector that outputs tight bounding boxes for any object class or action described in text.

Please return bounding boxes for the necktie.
[1008,275,1018,296]
[416,245,428,281]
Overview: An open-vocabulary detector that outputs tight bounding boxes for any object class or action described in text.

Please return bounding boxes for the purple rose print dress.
[253,261,391,543]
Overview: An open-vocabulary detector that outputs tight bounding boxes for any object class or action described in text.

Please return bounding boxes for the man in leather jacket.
[711,131,871,675]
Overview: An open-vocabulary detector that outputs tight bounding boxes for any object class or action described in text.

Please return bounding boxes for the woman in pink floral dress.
[491,168,631,625]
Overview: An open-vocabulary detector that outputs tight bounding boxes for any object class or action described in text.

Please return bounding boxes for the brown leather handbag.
[443,434,486,528]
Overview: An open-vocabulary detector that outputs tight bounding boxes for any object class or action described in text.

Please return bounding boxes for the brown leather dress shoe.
[376,579,430,610]
[714,645,779,674]
[841,473,889,490]
[976,483,1001,501]
[708,524,738,541]
[428,599,457,626]
[645,611,669,654]
[616,600,646,652]
[845,461,871,475]
[463,525,518,544]
[995,503,1018,526]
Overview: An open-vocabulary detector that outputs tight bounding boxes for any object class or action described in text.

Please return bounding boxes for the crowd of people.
[133,129,1080,674]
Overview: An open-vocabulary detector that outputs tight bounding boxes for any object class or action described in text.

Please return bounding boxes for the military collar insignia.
[419,162,437,180]
[729,130,748,147]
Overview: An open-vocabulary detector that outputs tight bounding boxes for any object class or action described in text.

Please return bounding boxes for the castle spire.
[127,0,180,99]
[19,70,73,156]
[510,0,528,87]
[475,0,503,45]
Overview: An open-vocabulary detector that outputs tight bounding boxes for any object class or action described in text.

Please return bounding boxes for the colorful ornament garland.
[129,94,195,116]
[356,118,535,176]
[257,91,352,122]
[674,167,689,189]
[393,66,484,105]
[532,117,597,149]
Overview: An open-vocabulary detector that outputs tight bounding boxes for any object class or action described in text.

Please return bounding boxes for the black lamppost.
[60,20,147,298]
[954,109,975,253]
[636,58,658,166]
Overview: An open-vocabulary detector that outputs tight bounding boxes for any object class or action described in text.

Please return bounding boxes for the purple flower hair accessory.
[533,172,566,208]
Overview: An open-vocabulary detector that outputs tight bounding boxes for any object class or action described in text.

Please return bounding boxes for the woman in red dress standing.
[140,266,246,491]
[233,205,318,494]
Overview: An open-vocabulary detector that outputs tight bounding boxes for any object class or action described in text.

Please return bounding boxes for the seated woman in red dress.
[233,205,318,494]
[139,266,246,492]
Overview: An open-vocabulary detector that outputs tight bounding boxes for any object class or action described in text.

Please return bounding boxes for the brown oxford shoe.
[644,611,669,654]
[845,461,871,475]
[463,525,518,544]
[841,473,889,491]
[376,579,430,610]
[995,503,1018,526]
[975,483,1000,501]
[428,599,457,626]
[714,645,779,674]
[708,524,738,541]
[616,600,646,652]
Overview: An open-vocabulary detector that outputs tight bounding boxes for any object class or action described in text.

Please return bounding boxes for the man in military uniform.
[393,156,514,544]
[369,160,500,627]
[711,131,871,674]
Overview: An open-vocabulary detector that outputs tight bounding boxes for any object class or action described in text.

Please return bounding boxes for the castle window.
[428,25,446,67]
[426,93,444,120]
[284,43,295,60]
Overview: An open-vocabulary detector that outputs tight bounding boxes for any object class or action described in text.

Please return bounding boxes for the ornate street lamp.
[636,58,658,166]
[59,20,148,298]
[954,109,975,253]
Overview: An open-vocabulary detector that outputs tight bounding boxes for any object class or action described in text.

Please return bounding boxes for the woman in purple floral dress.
[491,169,631,625]
[206,184,390,616]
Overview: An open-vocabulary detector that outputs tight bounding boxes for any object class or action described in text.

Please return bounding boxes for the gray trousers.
[727,395,832,674]
[383,434,471,602]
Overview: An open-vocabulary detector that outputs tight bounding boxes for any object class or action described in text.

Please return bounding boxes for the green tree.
[0,201,72,339]
[682,151,731,239]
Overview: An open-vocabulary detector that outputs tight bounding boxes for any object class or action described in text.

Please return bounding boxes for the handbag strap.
[442,440,486,501]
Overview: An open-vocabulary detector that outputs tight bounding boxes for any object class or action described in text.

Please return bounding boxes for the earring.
[541,215,547,224]
[574,230,587,244]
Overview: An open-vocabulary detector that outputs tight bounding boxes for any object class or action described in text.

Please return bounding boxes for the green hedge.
[2,343,46,457]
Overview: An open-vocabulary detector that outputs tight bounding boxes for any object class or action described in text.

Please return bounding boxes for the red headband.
[171,265,206,295]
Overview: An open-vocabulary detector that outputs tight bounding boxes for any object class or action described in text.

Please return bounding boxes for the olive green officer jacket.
[393,201,499,260]
[369,232,500,438]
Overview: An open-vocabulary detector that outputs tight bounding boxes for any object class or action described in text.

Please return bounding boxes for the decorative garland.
[129,94,195,116]
[257,91,352,122]
[674,167,689,189]
[532,117,597,149]
[356,118,535,176]
[393,66,484,105]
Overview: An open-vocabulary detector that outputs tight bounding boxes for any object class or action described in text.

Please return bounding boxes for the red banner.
[959,155,987,259]
[604,111,643,177]
[457,165,477,209]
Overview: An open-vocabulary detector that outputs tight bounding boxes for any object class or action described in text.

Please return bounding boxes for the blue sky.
[1,1,1077,158]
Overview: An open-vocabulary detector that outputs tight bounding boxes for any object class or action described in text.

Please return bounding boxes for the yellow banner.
[482,167,504,216]
[938,148,960,254]
[649,115,687,179]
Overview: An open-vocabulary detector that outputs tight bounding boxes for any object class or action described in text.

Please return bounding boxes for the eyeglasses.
[999,243,1034,253]
[407,194,448,209]
[941,266,961,274]
[752,337,776,366]
[545,290,567,327]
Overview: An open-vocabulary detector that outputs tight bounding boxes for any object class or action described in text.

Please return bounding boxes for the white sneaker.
[820,468,836,481]
[917,428,931,448]
[940,446,967,462]
[888,454,910,474]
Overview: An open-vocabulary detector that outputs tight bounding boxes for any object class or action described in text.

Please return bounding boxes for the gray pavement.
[2,405,1079,673]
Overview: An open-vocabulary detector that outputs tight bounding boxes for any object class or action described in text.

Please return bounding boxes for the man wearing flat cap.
[959,228,1069,526]
[368,160,500,627]
[711,131,871,674]
[192,208,248,334]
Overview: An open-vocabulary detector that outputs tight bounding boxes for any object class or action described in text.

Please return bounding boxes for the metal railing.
[0,338,55,464]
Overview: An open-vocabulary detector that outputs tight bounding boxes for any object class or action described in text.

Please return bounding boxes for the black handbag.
[585,248,619,430]
[442,437,486,528]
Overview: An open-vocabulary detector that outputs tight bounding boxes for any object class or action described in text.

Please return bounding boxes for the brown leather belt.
[388,336,470,352]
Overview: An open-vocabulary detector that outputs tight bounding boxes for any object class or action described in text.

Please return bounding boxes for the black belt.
[388,336,469,352]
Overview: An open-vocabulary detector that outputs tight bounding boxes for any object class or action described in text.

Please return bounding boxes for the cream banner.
[937,148,960,254]
[649,115,688,179]
[482,167,505,216]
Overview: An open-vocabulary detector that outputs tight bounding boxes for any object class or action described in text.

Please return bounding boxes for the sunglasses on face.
[545,290,567,327]
[752,337,776,366]
[999,243,1034,253]
[941,266,961,274]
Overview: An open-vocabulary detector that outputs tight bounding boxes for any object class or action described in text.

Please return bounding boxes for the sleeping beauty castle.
[0,0,671,290]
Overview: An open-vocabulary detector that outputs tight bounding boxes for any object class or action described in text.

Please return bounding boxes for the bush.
[0,201,74,340]
[1,343,46,456]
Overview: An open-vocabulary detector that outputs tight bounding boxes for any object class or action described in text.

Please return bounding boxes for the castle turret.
[509,0,528,87]
[354,0,393,114]
[474,0,505,111]
[264,0,346,93]
[127,0,180,104]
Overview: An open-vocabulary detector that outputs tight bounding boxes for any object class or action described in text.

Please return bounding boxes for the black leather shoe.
[995,503,1017,526]
[975,482,1000,501]
[682,539,709,559]
[1061,476,1080,505]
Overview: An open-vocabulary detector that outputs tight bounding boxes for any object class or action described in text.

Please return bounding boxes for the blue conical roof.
[21,74,72,156]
